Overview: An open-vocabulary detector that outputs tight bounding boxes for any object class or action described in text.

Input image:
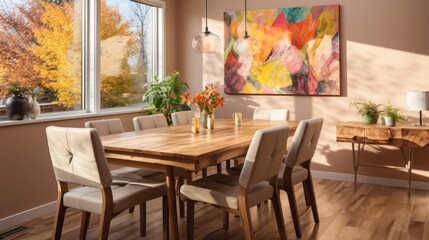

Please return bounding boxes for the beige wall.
[0,0,179,220]
[178,0,429,181]
[2,0,429,222]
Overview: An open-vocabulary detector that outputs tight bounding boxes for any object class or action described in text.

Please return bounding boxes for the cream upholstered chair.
[278,118,323,238]
[84,118,167,225]
[84,119,163,183]
[132,114,190,218]
[133,114,168,130]
[226,107,289,176]
[253,107,289,120]
[171,110,195,125]
[180,125,289,240]
[46,126,168,240]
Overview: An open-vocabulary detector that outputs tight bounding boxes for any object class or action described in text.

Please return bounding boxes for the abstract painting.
[224,5,340,95]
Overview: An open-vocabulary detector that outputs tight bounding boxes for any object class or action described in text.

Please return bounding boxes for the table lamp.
[407,90,429,126]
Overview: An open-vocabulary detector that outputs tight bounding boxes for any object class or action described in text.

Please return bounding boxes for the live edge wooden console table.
[336,121,429,195]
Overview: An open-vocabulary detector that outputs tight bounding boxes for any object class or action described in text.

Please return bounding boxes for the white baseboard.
[311,170,429,191]
[1,171,428,233]
[0,201,56,233]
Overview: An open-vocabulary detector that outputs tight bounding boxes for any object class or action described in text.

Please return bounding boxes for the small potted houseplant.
[5,82,29,120]
[381,102,407,126]
[350,100,382,124]
[143,71,190,125]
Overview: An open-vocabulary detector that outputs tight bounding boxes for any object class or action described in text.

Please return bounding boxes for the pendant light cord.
[205,0,209,33]
[244,0,248,38]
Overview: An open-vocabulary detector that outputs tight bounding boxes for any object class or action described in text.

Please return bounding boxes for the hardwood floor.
[4,178,429,240]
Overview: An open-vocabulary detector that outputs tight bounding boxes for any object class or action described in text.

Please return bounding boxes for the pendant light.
[233,0,258,55]
[192,0,220,53]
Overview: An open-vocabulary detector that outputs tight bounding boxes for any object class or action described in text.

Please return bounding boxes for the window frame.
[0,0,166,126]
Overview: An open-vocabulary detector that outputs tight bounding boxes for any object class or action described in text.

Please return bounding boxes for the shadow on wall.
[315,143,429,181]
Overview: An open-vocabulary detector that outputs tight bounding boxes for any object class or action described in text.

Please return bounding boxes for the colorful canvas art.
[224,5,340,95]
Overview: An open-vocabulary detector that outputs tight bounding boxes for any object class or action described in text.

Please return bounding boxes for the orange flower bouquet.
[181,84,224,114]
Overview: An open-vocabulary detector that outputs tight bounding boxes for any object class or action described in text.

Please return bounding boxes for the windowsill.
[0,107,153,127]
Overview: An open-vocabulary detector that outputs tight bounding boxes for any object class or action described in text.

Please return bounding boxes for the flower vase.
[200,111,214,129]
[6,95,28,120]
[207,113,214,129]
[28,97,41,119]
[200,111,208,129]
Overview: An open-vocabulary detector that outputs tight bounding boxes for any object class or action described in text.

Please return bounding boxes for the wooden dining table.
[100,118,298,239]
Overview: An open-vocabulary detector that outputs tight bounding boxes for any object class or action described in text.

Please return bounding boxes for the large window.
[100,0,164,109]
[0,0,164,119]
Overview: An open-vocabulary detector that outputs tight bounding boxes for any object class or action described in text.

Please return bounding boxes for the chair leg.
[271,188,287,240]
[304,177,319,223]
[139,203,147,237]
[285,181,302,238]
[80,211,91,240]
[303,161,319,224]
[177,177,185,218]
[238,189,254,240]
[302,182,311,206]
[99,212,112,240]
[186,201,195,240]
[52,201,66,240]
[53,182,67,240]
[202,168,207,177]
[162,196,169,240]
[223,211,229,230]
[99,188,113,240]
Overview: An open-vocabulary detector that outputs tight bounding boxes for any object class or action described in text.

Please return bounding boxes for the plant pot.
[383,116,395,126]
[6,95,28,120]
[362,113,379,124]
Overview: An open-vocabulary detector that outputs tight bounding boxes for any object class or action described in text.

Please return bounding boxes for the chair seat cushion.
[64,182,166,215]
[278,163,309,188]
[180,174,273,210]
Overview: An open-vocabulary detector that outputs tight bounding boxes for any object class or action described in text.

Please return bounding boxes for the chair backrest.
[285,118,324,168]
[171,111,195,125]
[46,126,112,189]
[84,118,124,136]
[133,114,168,130]
[253,107,289,121]
[239,125,289,188]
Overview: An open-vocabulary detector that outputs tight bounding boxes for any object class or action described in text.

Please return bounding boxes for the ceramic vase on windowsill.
[6,95,28,120]
[28,96,41,119]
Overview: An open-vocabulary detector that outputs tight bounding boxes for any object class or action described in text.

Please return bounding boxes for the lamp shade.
[233,35,258,55]
[192,32,220,53]
[407,90,429,110]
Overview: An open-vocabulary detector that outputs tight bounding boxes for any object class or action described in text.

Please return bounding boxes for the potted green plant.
[143,71,190,125]
[350,100,382,124]
[5,82,29,120]
[381,102,407,126]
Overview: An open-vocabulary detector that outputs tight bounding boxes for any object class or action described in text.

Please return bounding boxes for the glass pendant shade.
[234,0,258,56]
[192,0,220,53]
[233,35,258,55]
[192,31,220,53]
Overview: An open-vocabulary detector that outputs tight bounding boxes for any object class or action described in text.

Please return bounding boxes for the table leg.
[400,147,414,196]
[351,142,365,190]
[166,166,179,239]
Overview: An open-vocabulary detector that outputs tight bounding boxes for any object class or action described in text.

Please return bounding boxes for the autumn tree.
[31,0,81,108]
[0,0,44,96]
